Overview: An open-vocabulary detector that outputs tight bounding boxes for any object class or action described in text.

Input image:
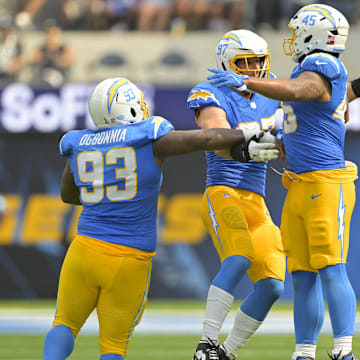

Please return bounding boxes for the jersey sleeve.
[300,54,342,80]
[187,82,224,111]
[148,116,175,141]
[59,131,78,156]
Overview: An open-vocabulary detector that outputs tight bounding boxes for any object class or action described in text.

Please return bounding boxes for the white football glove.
[248,141,279,162]
[240,129,264,142]
[258,131,276,144]
[230,130,279,162]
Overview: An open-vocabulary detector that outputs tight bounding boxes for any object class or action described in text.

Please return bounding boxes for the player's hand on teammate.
[207,68,249,90]
[230,130,279,162]
[270,128,286,163]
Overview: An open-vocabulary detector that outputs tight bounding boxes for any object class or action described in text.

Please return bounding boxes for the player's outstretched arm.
[153,128,245,160]
[208,68,330,102]
[60,161,81,205]
[153,128,279,164]
[245,71,330,102]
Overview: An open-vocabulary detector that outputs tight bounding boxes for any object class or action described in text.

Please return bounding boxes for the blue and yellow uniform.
[187,78,286,283]
[56,117,174,356]
[281,53,358,272]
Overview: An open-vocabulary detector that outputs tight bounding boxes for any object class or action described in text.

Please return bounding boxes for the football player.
[43,77,279,360]
[207,4,358,360]
[187,29,286,360]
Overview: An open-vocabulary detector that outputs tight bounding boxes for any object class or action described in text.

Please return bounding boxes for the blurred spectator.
[0,0,358,33]
[60,0,108,30]
[15,0,47,30]
[60,0,138,31]
[172,0,209,31]
[105,0,138,31]
[136,0,173,31]
[254,0,283,30]
[208,0,248,32]
[0,15,23,85]
[81,0,109,30]
[224,0,247,29]
[28,19,75,87]
[0,0,22,19]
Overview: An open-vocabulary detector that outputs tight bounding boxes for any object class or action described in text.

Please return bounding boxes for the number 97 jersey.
[59,116,174,252]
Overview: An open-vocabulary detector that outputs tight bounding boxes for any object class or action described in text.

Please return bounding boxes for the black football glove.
[230,130,279,162]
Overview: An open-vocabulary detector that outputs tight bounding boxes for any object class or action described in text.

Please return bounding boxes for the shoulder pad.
[148,116,174,140]
[59,130,79,156]
[187,82,223,110]
[300,53,342,80]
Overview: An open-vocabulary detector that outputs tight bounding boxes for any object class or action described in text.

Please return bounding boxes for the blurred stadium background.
[0,1,359,356]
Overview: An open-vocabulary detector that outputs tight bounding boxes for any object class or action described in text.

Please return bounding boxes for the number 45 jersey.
[59,117,174,252]
[282,53,348,174]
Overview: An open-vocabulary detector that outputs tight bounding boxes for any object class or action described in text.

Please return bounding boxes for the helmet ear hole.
[130,108,137,118]
[304,35,312,43]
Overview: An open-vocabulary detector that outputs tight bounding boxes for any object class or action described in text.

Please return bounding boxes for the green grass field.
[0,300,358,360]
[1,334,359,360]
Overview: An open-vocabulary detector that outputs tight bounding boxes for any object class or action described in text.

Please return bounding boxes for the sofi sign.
[1,83,360,133]
[0,84,95,133]
[0,83,156,133]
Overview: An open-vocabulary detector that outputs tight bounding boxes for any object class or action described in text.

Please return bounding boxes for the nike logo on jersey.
[311,194,322,199]
[315,60,327,66]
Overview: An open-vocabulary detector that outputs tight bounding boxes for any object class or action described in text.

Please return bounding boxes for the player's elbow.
[61,188,80,205]
[61,192,74,204]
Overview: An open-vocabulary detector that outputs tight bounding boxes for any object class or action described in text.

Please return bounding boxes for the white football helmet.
[89,77,149,128]
[283,4,349,63]
[215,29,270,78]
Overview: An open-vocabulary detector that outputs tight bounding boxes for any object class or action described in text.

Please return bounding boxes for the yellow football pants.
[281,180,355,272]
[202,185,286,283]
[53,235,152,356]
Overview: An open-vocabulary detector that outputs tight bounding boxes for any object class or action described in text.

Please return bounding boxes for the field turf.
[1,333,360,360]
[0,300,358,360]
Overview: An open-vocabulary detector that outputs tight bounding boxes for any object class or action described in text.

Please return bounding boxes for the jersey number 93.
[77,147,137,203]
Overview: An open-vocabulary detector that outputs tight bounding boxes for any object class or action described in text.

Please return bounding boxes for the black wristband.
[351,78,360,98]
[230,142,250,162]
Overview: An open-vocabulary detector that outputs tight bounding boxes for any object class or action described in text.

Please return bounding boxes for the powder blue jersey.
[283,53,348,173]
[187,75,280,197]
[59,117,174,252]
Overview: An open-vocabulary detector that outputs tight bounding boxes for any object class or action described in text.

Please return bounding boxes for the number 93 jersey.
[59,116,174,252]
[283,53,348,173]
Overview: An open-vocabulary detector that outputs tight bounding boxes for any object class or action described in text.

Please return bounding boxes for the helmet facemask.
[283,24,297,58]
[229,51,270,78]
[216,29,271,80]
